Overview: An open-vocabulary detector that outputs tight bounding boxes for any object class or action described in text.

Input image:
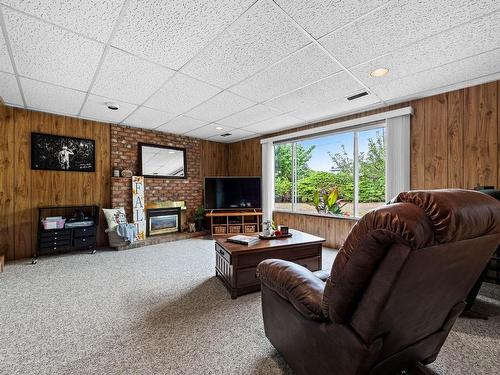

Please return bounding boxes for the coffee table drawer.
[215,243,231,264]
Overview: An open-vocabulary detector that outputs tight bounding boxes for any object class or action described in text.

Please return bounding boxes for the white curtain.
[385,114,411,200]
[261,141,274,222]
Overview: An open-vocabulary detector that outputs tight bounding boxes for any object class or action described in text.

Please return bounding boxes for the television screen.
[204,177,261,210]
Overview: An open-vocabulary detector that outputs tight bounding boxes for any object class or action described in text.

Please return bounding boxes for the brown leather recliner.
[257,190,500,375]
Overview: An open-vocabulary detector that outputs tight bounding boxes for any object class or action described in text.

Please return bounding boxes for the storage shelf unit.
[206,211,263,236]
[37,205,99,260]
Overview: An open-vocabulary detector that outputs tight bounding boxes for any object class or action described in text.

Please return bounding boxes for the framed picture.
[31,132,96,172]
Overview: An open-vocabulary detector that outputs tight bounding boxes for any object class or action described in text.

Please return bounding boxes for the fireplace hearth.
[146,207,181,236]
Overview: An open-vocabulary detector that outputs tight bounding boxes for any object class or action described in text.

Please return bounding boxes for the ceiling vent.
[346,91,369,101]
[220,133,232,137]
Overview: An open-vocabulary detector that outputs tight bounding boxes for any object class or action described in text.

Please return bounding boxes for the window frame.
[273,122,387,218]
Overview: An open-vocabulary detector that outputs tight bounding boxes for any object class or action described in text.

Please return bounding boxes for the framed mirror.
[139,143,187,179]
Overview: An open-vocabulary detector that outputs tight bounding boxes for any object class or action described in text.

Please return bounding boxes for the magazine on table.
[226,235,260,246]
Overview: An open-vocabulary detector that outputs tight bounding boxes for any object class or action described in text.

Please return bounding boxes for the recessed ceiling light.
[370,67,389,77]
[106,102,119,110]
[215,126,224,130]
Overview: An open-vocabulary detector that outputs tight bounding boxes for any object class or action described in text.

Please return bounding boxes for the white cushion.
[103,207,127,229]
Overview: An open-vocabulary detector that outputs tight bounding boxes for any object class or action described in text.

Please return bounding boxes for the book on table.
[226,235,260,246]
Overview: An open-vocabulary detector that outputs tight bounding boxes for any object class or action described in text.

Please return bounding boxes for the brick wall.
[110,125,203,222]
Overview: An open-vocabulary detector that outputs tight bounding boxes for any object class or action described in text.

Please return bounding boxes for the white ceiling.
[0,0,499,143]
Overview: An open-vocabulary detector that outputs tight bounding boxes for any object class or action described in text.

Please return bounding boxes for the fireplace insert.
[146,207,181,236]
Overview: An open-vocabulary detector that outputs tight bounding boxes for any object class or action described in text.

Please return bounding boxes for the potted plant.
[313,187,346,216]
[194,206,205,231]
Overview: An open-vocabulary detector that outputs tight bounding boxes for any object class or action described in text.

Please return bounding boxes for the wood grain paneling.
[0,105,15,261]
[0,104,111,260]
[227,138,262,176]
[410,98,426,189]
[273,211,356,250]
[447,90,464,188]
[424,94,448,188]
[200,140,228,177]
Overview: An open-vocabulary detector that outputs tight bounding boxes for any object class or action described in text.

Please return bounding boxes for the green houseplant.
[194,206,205,231]
[313,187,346,216]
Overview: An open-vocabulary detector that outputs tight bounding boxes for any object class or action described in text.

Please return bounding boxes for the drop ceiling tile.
[217,104,282,128]
[185,91,255,122]
[0,30,13,73]
[208,128,258,143]
[112,0,254,69]
[2,0,124,42]
[92,47,175,105]
[144,73,221,115]
[0,71,22,105]
[229,44,343,102]
[21,77,86,115]
[184,123,235,139]
[243,114,305,134]
[155,116,209,135]
[370,48,500,102]
[265,72,363,113]
[181,0,311,88]
[3,7,103,90]
[351,11,500,86]
[81,94,137,123]
[122,107,176,129]
[291,94,381,122]
[275,0,388,38]
[320,0,500,68]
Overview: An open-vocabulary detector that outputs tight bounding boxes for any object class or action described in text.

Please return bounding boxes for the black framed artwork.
[31,132,96,172]
[139,143,187,179]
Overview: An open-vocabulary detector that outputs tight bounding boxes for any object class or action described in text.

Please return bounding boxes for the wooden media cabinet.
[206,211,263,236]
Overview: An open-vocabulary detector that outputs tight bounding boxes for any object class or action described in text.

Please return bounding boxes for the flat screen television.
[204,177,261,210]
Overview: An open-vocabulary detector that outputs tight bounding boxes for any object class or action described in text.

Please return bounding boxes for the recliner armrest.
[257,259,326,321]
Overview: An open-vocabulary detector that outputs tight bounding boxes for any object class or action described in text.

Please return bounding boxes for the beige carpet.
[0,238,498,374]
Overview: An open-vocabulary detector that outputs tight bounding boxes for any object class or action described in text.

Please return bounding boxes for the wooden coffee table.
[215,229,325,298]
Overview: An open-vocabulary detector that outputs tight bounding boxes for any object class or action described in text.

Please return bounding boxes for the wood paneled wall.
[228,80,500,249]
[0,104,111,261]
[200,140,229,177]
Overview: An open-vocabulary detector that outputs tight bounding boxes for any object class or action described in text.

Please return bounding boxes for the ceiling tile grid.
[274,0,389,39]
[319,0,500,68]
[80,94,137,123]
[21,77,86,115]
[229,43,343,102]
[291,93,382,122]
[112,0,254,69]
[370,48,500,101]
[91,47,175,105]
[0,71,22,105]
[144,73,221,115]
[351,10,500,87]
[265,71,363,113]
[1,0,124,42]
[217,104,282,128]
[122,106,176,129]
[243,114,305,134]
[2,6,104,91]
[155,115,209,135]
[1,0,500,143]
[181,0,311,88]
[0,29,13,73]
[185,90,256,123]
[207,128,257,143]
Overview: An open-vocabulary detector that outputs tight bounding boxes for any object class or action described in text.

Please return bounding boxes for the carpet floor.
[0,238,499,375]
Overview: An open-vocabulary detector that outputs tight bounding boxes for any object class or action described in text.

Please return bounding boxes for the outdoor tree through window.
[274,125,386,218]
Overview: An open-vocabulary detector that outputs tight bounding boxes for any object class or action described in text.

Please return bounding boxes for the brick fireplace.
[110,125,203,228]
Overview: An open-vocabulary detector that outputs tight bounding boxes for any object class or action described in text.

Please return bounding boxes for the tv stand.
[206,211,263,236]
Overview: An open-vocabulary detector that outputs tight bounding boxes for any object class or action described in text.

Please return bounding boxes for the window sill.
[273,209,360,222]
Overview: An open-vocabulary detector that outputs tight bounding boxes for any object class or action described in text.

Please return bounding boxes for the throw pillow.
[103,207,127,229]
